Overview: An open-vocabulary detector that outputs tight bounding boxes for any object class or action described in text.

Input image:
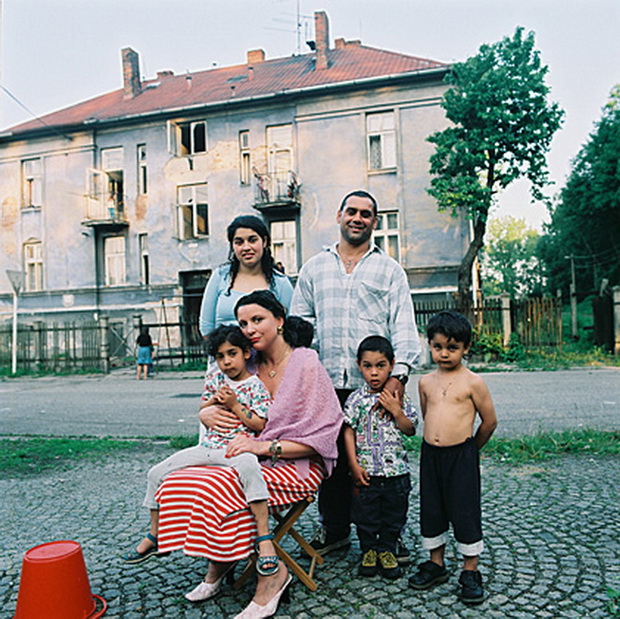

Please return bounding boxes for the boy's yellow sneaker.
[378,550,402,579]
[358,549,378,577]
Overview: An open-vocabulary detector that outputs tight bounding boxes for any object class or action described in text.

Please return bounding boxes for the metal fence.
[0,320,104,372]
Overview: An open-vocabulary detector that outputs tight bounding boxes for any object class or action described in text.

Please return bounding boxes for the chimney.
[247,49,265,65]
[157,70,174,80]
[314,11,330,70]
[335,37,345,50]
[122,47,141,99]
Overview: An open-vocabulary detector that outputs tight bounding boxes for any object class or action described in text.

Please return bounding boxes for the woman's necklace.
[265,349,292,378]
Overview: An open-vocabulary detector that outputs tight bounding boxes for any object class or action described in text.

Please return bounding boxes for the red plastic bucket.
[14,540,107,618]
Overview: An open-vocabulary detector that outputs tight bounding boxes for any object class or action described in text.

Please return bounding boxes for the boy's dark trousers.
[317,389,353,540]
[351,473,411,553]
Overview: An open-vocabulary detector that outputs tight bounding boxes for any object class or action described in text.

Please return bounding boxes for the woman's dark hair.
[426,310,472,347]
[226,215,275,292]
[356,335,394,363]
[206,324,252,358]
[234,290,314,349]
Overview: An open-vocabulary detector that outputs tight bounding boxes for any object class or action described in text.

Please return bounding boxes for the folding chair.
[234,495,324,592]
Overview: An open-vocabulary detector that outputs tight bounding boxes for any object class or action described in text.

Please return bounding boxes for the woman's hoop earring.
[277,326,284,335]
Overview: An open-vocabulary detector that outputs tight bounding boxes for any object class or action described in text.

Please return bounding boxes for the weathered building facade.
[0,12,468,349]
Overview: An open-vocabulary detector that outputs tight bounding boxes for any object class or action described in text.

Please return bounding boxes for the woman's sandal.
[122,532,170,565]
[254,534,279,577]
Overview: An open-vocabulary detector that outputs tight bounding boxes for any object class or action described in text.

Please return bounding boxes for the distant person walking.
[136,327,153,380]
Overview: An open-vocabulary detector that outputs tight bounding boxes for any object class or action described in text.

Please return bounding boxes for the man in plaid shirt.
[291,189,421,558]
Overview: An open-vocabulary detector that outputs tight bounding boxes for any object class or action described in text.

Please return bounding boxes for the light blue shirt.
[199,265,294,336]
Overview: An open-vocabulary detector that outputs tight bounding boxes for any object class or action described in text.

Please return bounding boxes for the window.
[22,158,42,207]
[101,147,124,218]
[138,233,150,285]
[239,131,251,185]
[270,219,298,275]
[137,144,147,194]
[24,241,43,291]
[374,211,401,261]
[367,111,396,170]
[177,183,209,239]
[104,236,126,286]
[167,120,207,156]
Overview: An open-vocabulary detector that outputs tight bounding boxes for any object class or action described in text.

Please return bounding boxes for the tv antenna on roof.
[268,0,313,55]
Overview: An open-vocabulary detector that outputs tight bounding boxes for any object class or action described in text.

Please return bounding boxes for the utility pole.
[565,255,578,339]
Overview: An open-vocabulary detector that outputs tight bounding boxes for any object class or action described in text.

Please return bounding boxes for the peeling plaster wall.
[0,75,466,325]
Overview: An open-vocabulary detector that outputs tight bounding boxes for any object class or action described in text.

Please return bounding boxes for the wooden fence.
[413,295,562,348]
[0,295,564,373]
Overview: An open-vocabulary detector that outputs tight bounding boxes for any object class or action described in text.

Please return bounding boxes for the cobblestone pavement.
[2,446,618,618]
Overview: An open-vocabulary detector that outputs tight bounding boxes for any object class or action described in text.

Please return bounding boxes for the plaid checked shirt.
[291,243,420,390]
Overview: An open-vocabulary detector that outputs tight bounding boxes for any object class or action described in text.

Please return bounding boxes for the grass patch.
[404,429,619,464]
[0,436,146,478]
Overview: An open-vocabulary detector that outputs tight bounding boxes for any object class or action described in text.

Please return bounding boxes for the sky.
[1,0,619,230]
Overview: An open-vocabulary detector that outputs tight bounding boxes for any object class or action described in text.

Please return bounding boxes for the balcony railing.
[83,194,128,226]
[253,170,301,209]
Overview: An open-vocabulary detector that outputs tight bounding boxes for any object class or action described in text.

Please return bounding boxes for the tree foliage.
[481,215,542,298]
[539,85,620,298]
[427,27,563,308]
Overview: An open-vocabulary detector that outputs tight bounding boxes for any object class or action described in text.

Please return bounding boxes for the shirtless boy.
[408,311,497,605]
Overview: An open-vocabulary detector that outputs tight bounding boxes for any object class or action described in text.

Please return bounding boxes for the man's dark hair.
[356,335,395,363]
[426,311,472,347]
[207,324,252,358]
[339,190,378,217]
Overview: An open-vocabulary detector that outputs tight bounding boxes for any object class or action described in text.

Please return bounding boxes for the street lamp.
[6,269,24,374]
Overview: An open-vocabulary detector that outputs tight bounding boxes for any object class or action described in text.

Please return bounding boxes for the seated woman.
[154,290,343,619]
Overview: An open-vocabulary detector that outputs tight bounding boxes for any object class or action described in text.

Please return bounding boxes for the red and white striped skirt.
[155,460,325,562]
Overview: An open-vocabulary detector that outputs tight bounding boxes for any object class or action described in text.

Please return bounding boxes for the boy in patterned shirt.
[343,335,418,579]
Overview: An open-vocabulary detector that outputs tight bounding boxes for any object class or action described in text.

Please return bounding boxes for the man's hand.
[378,389,402,420]
[372,376,405,417]
[199,405,238,434]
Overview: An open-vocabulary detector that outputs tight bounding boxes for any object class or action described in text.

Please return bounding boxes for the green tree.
[427,27,563,309]
[539,85,620,298]
[481,215,542,298]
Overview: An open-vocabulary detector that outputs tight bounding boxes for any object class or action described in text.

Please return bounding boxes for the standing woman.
[199,215,293,337]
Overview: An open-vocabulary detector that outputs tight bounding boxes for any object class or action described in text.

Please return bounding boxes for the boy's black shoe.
[458,570,484,605]
[308,527,351,556]
[358,549,378,577]
[395,537,411,565]
[408,560,449,589]
[378,551,402,579]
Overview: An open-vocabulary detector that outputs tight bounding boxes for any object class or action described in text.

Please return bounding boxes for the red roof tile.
[4,44,448,137]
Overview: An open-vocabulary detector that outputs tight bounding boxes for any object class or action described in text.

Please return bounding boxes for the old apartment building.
[0,11,469,348]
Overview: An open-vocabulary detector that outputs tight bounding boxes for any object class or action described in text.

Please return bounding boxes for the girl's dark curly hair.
[206,324,252,358]
[226,215,275,293]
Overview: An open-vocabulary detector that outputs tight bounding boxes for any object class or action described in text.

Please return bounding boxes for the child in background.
[135,326,153,380]
[125,325,279,599]
[409,310,497,605]
[343,335,418,579]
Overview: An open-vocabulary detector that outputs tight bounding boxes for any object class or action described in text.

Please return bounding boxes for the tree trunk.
[456,216,487,316]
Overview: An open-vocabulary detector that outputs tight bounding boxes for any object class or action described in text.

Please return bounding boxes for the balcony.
[252,170,301,212]
[82,193,129,230]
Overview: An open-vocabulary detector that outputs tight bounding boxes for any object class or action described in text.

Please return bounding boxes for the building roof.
[3,42,448,139]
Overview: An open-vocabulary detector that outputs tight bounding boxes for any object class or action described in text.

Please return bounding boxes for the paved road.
[1,367,619,438]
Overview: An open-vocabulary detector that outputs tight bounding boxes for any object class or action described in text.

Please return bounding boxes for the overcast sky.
[1,0,619,229]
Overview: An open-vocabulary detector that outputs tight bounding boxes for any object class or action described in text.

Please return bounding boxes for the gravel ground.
[2,444,618,618]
